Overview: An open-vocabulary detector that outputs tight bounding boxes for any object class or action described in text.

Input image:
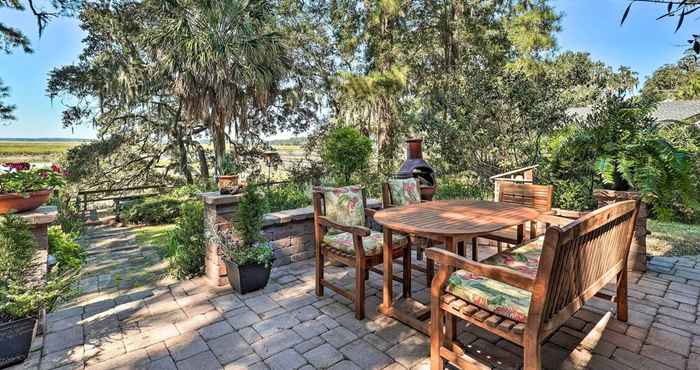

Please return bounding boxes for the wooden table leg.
[380,227,394,314]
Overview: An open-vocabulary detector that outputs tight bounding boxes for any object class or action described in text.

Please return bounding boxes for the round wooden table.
[373,199,541,334]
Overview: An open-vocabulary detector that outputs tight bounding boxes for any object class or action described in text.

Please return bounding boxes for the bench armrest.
[425,248,535,291]
[364,208,377,218]
[318,216,371,237]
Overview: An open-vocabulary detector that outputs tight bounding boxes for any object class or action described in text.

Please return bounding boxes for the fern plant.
[545,94,698,220]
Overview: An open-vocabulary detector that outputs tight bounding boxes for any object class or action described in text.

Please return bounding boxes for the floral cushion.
[445,236,545,323]
[319,186,365,233]
[323,230,408,256]
[388,178,421,206]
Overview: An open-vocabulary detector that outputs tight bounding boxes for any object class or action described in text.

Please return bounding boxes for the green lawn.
[647,220,700,256]
[134,224,175,248]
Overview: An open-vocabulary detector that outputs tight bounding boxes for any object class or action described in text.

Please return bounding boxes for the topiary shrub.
[321,126,373,186]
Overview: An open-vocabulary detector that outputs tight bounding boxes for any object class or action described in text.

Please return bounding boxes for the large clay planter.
[0,317,37,368]
[0,189,52,215]
[593,189,647,272]
[217,175,240,195]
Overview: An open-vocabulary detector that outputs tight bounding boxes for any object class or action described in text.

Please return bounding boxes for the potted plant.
[0,163,65,214]
[0,216,76,367]
[217,153,241,195]
[214,183,274,294]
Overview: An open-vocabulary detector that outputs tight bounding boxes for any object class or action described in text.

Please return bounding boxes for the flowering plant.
[0,162,66,195]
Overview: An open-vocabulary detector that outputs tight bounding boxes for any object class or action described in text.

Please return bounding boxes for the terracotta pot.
[0,189,52,214]
[217,175,240,195]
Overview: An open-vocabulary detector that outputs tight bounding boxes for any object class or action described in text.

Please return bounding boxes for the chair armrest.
[364,208,377,217]
[318,216,371,237]
[425,248,535,291]
[536,214,574,228]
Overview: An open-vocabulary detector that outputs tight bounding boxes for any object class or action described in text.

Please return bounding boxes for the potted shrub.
[0,163,65,214]
[0,216,76,367]
[214,184,274,294]
[217,153,241,195]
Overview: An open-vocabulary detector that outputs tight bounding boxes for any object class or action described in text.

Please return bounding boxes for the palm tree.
[144,0,289,174]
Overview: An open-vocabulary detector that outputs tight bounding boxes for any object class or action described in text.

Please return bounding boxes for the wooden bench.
[427,200,639,370]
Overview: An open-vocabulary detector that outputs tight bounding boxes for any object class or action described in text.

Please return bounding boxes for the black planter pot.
[224,259,273,294]
[0,317,37,369]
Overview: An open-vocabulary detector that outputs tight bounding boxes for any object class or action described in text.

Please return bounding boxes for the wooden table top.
[373,199,541,237]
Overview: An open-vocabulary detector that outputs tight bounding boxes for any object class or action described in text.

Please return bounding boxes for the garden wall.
[200,192,381,286]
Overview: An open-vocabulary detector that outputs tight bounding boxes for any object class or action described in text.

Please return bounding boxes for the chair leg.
[497,241,502,253]
[457,241,465,256]
[523,342,542,370]
[364,269,370,281]
[403,244,412,298]
[445,312,456,347]
[416,238,424,261]
[471,238,479,261]
[355,259,366,320]
[431,299,445,370]
[315,249,324,297]
[616,267,629,322]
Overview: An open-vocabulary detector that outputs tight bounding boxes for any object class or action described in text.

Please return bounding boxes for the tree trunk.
[212,115,227,175]
[194,142,210,184]
[175,124,193,184]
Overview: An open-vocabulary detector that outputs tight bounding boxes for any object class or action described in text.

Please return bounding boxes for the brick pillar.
[200,192,244,286]
[593,189,647,272]
[16,206,57,334]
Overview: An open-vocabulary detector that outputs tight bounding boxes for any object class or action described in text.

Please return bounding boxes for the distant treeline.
[0,138,93,142]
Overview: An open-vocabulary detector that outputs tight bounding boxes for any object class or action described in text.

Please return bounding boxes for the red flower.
[51,164,62,173]
[3,162,30,171]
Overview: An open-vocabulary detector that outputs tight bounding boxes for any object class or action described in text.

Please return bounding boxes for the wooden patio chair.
[427,199,639,370]
[382,177,427,258]
[478,183,554,258]
[313,185,411,319]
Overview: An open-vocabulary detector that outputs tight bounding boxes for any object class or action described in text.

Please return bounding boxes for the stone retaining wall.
[200,191,379,286]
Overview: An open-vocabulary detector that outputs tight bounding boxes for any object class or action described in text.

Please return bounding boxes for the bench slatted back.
[498,183,553,212]
[534,200,638,332]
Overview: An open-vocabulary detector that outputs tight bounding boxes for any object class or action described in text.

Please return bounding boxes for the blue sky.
[0,0,695,139]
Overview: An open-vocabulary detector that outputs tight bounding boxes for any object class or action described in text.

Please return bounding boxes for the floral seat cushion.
[445,236,545,323]
[323,230,408,256]
[319,186,365,234]
[388,178,421,206]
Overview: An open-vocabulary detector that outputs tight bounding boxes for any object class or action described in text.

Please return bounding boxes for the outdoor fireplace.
[397,138,436,200]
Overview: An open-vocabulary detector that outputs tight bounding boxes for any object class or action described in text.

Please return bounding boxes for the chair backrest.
[312,186,367,227]
[382,178,421,208]
[497,182,553,212]
[531,200,638,333]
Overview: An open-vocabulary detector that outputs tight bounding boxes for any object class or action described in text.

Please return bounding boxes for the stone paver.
[35,224,700,370]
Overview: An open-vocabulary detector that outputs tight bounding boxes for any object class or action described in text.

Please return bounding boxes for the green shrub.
[263,183,310,212]
[48,226,85,272]
[321,127,373,186]
[163,201,205,279]
[122,196,181,225]
[435,177,488,200]
[0,216,77,321]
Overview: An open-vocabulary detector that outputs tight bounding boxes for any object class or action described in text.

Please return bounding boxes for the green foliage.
[435,177,488,200]
[642,55,700,100]
[48,226,85,271]
[0,163,65,194]
[0,216,77,321]
[0,216,36,283]
[543,94,698,218]
[236,184,266,248]
[48,191,85,236]
[220,153,241,176]
[122,196,181,225]
[321,127,373,186]
[163,202,205,279]
[123,185,203,225]
[215,184,274,267]
[263,183,310,212]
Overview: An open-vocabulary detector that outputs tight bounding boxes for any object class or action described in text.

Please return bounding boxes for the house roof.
[567,100,700,122]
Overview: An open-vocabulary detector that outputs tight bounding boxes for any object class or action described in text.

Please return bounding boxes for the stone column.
[15,205,58,334]
[200,192,244,286]
[593,189,647,272]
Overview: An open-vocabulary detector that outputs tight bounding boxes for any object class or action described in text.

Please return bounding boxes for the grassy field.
[134,224,176,248]
[0,141,83,163]
[647,220,700,256]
